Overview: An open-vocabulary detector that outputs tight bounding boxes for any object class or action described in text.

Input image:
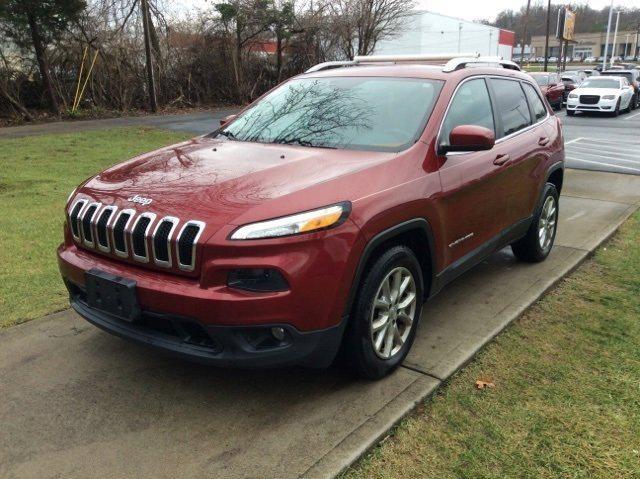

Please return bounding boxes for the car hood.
[79,136,396,233]
[572,87,620,96]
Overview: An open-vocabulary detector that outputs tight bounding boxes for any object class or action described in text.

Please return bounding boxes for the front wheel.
[344,245,424,379]
[511,184,559,263]
[612,99,621,117]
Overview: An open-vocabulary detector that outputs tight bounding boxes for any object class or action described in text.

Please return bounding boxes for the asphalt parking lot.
[559,108,640,175]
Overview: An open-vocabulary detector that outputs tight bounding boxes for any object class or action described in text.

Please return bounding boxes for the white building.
[374,11,515,60]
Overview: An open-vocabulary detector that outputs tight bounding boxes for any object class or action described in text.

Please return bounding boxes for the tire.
[567,110,575,116]
[632,94,638,110]
[344,245,424,380]
[624,98,632,113]
[612,99,620,117]
[511,184,559,263]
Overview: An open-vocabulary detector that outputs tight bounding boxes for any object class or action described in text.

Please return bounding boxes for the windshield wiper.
[274,138,337,149]
[217,130,236,140]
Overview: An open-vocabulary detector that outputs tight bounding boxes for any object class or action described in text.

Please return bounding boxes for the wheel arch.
[343,218,437,319]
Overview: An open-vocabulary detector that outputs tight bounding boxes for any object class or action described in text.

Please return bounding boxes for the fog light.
[227,268,289,292]
[271,327,285,341]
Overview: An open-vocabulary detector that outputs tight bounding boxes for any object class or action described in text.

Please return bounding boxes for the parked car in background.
[549,56,558,63]
[566,76,635,116]
[561,74,583,104]
[584,56,597,63]
[582,69,600,77]
[601,69,640,109]
[528,72,564,109]
[58,54,565,379]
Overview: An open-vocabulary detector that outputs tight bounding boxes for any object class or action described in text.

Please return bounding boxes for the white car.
[584,57,597,63]
[566,76,635,116]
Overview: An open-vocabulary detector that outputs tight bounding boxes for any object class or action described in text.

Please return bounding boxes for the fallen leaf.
[475,380,495,390]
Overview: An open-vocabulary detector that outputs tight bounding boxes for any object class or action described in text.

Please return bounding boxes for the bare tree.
[329,0,414,59]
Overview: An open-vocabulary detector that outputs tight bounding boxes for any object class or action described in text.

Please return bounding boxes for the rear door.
[436,77,506,266]
[488,78,546,231]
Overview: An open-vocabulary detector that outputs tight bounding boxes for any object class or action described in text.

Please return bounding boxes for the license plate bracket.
[85,269,140,322]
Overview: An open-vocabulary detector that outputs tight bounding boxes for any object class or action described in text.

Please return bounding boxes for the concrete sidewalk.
[1,169,639,479]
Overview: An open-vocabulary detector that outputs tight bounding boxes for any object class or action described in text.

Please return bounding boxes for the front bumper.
[566,98,617,112]
[67,280,346,368]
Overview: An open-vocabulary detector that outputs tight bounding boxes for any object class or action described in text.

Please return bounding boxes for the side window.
[522,82,547,122]
[440,78,495,147]
[490,79,532,137]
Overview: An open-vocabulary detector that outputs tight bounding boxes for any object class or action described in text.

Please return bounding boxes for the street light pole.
[543,0,551,71]
[603,0,613,70]
[611,10,620,68]
[520,0,532,64]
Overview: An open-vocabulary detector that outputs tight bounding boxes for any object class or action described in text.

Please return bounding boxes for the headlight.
[568,93,578,99]
[602,95,616,100]
[230,202,351,240]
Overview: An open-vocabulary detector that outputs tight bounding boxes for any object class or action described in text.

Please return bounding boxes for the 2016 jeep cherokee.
[58,54,564,379]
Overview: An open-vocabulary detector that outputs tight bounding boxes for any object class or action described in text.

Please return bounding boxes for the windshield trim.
[207,76,445,153]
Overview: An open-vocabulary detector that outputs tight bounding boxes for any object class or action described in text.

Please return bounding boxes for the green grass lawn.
[343,212,640,479]
[0,127,191,328]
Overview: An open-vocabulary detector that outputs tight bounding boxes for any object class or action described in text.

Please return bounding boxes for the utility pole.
[635,23,639,61]
[458,22,462,53]
[611,10,620,68]
[543,0,551,71]
[489,30,492,57]
[520,0,532,64]
[603,0,613,70]
[140,0,158,113]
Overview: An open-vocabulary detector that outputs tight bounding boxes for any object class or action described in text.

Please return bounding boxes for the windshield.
[581,79,620,89]
[215,77,444,152]
[531,75,549,86]
[601,72,633,82]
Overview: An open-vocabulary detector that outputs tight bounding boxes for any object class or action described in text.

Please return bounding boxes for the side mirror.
[439,125,495,155]
[220,114,237,127]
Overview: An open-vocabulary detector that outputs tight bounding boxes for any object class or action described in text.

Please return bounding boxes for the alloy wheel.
[369,267,417,360]
[538,196,557,253]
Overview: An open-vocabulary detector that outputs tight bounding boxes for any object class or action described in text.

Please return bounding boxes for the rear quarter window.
[522,82,547,122]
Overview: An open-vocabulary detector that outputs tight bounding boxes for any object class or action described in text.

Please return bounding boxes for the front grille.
[177,222,204,270]
[580,95,600,105]
[68,201,205,271]
[113,211,132,254]
[81,203,99,245]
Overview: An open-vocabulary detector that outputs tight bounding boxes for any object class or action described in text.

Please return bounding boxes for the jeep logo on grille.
[127,194,153,206]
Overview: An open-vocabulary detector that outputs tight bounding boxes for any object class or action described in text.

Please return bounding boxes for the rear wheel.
[511,184,559,263]
[344,245,424,379]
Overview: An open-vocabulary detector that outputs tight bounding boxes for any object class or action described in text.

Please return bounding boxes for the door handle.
[493,154,510,166]
[538,136,550,146]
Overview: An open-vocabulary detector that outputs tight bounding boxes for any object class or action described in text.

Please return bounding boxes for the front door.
[435,77,506,268]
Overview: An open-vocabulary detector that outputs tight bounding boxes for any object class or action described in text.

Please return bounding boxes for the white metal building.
[374,11,515,60]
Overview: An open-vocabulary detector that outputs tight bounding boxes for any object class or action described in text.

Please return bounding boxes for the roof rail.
[443,56,521,72]
[305,53,521,73]
[305,60,356,73]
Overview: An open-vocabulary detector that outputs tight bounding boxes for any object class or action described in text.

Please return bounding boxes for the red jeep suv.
[58,54,564,379]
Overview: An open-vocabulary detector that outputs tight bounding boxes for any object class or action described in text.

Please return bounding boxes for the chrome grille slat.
[112,209,135,257]
[131,212,156,263]
[68,199,88,241]
[176,221,205,272]
[96,206,117,252]
[152,217,179,268]
[81,202,101,247]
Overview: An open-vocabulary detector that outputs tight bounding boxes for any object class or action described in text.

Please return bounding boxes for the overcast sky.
[175,0,640,23]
